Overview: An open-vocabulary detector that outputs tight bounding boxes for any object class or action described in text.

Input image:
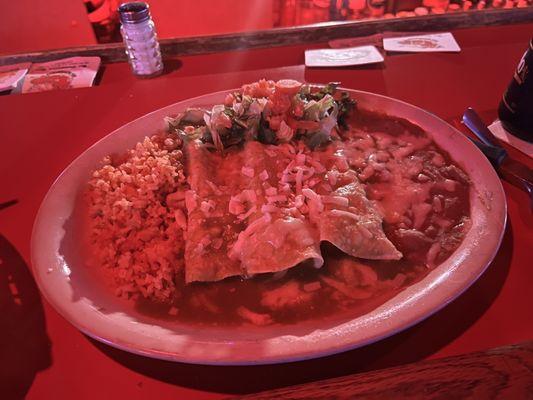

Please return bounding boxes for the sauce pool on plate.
[84,81,471,327]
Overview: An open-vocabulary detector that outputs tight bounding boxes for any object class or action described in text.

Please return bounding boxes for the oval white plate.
[31,89,506,365]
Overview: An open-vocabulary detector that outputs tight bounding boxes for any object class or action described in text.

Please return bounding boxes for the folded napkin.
[488,120,533,158]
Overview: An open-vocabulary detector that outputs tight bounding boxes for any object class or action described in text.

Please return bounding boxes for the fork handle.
[463,108,502,148]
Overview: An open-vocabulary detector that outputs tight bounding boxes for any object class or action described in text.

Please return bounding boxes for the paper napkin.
[305,46,384,67]
[488,119,533,158]
[383,33,461,53]
[21,57,101,93]
[0,62,30,93]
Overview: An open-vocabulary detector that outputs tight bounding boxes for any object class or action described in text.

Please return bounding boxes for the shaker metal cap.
[118,2,151,24]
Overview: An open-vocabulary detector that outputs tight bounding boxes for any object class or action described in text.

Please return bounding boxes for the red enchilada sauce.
[134,109,471,326]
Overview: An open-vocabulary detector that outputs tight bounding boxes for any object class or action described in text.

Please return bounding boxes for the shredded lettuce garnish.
[165,80,357,151]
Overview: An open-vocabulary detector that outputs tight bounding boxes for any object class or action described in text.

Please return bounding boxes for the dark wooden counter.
[234,342,533,399]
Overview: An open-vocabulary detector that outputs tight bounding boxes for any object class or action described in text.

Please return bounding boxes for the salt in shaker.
[118,2,164,78]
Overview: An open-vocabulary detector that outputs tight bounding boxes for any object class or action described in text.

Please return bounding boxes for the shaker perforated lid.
[118,2,151,24]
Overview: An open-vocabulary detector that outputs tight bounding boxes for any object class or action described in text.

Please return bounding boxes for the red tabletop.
[1,23,532,400]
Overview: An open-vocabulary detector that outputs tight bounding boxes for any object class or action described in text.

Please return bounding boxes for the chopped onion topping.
[308,158,326,173]
[265,148,277,158]
[228,196,245,215]
[336,157,349,172]
[319,183,333,193]
[327,170,339,186]
[206,180,223,195]
[242,189,258,203]
[237,205,257,220]
[229,215,270,259]
[265,187,278,196]
[295,168,304,193]
[426,242,441,267]
[302,188,320,202]
[174,209,187,230]
[443,179,457,192]
[212,238,224,250]
[321,195,349,208]
[185,190,199,212]
[296,153,306,166]
[200,200,216,216]
[241,166,255,178]
[329,209,360,220]
[294,194,305,208]
[261,204,280,213]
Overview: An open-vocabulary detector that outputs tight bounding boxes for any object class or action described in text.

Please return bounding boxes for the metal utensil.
[462,108,533,208]
[463,107,502,148]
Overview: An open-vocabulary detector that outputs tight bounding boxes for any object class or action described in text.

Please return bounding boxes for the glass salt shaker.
[118,2,164,78]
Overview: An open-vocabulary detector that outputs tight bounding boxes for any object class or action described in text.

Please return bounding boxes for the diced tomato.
[224,93,234,106]
[242,79,275,98]
[275,79,303,95]
[268,114,284,130]
[286,116,299,130]
[270,95,291,114]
